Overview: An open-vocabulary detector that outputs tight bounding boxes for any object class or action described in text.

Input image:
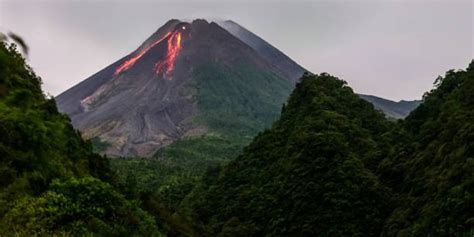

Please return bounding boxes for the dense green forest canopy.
[379,61,474,236]
[182,66,473,236]
[0,42,161,236]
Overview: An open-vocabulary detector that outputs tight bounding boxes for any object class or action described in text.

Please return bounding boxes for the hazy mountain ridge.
[358,94,421,119]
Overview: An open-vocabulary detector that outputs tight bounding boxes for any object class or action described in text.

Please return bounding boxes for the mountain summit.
[56,19,303,157]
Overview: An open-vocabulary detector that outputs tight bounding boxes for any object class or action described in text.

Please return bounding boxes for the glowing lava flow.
[114,32,171,76]
[155,31,182,79]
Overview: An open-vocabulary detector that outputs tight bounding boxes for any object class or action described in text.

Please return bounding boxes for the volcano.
[56,19,304,157]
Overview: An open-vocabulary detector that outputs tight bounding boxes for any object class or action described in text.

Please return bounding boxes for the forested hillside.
[0,43,161,235]
[379,62,474,236]
[184,64,473,236]
[185,73,394,236]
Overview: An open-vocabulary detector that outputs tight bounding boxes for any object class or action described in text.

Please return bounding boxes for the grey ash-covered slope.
[359,94,421,119]
[56,19,293,157]
[218,20,307,83]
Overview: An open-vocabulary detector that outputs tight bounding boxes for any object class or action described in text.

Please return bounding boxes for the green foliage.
[110,156,205,236]
[0,43,112,215]
[379,61,474,236]
[110,135,245,235]
[0,42,161,235]
[90,136,111,153]
[112,135,245,206]
[0,177,160,236]
[0,43,41,98]
[155,135,247,163]
[111,157,201,209]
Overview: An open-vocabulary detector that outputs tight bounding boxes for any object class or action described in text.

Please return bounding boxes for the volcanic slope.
[56,19,294,157]
[218,20,306,83]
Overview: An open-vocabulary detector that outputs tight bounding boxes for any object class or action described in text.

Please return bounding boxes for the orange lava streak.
[155,31,182,79]
[114,32,171,76]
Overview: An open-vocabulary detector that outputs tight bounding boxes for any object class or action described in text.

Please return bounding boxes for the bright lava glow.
[114,32,171,76]
[155,31,183,80]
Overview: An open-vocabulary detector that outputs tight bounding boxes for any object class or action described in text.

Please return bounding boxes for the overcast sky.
[1,0,472,100]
